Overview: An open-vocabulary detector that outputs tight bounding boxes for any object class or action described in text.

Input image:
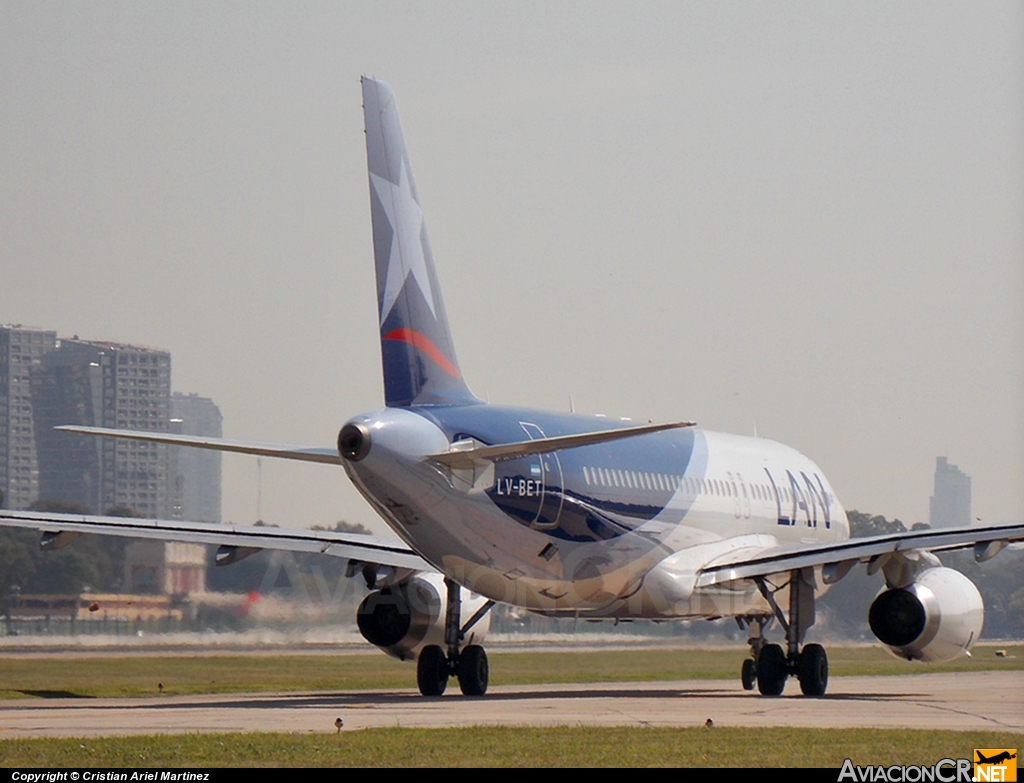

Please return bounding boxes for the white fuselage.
[343,406,849,620]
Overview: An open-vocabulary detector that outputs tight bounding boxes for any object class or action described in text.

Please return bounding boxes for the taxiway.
[0,671,1020,738]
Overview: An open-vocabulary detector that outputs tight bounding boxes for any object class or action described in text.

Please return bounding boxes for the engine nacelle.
[868,567,983,662]
[356,572,490,661]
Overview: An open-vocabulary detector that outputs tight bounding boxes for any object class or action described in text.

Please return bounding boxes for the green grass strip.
[0,727,1018,767]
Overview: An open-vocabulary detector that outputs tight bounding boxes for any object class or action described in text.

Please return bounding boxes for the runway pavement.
[0,671,1021,738]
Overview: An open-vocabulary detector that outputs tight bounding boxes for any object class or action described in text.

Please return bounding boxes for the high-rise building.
[32,339,173,519]
[928,456,971,529]
[0,325,57,509]
[170,392,222,523]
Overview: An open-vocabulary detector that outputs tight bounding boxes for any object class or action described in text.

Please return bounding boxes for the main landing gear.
[417,577,495,697]
[737,568,829,697]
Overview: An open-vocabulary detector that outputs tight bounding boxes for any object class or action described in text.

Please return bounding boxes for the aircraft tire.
[741,658,756,691]
[417,644,448,696]
[797,643,828,696]
[458,644,489,696]
[756,643,787,696]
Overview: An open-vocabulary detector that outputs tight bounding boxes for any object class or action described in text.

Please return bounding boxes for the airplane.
[2,77,1022,698]
[976,752,1016,766]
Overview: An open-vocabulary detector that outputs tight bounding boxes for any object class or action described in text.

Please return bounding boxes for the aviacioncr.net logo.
[838,759,973,782]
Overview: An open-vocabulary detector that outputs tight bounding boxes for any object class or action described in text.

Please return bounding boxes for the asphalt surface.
[0,671,1020,738]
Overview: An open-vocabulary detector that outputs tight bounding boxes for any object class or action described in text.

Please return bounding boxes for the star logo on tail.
[370,160,437,325]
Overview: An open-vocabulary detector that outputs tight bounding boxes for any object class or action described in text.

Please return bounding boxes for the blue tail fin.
[362,77,477,408]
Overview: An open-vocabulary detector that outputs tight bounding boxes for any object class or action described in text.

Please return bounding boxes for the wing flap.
[0,510,429,572]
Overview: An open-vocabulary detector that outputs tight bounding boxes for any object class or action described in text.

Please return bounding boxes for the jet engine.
[868,567,983,662]
[356,572,490,661]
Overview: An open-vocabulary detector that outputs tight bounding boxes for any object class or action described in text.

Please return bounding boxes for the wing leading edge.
[695,521,1024,588]
[0,509,430,572]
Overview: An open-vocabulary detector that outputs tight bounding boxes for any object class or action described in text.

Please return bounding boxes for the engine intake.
[357,577,442,660]
[356,573,491,662]
[868,567,983,662]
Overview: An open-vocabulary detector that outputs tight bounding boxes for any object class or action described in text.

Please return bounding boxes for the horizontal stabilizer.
[427,420,695,468]
[55,425,340,465]
[0,509,430,572]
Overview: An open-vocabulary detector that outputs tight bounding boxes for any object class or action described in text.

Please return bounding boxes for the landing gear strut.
[739,568,829,697]
[736,614,771,691]
[416,578,494,697]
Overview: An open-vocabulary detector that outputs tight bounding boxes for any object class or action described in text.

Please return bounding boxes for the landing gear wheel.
[757,643,787,696]
[741,658,756,691]
[458,644,489,696]
[417,644,449,696]
[797,643,828,696]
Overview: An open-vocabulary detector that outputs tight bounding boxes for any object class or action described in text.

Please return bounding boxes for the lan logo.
[974,749,1017,782]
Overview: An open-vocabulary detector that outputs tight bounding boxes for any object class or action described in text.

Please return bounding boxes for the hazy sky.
[2,2,1021,536]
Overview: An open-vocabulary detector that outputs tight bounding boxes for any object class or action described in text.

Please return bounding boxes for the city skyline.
[1,325,221,525]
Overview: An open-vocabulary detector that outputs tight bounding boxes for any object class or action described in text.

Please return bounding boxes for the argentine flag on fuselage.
[362,77,477,407]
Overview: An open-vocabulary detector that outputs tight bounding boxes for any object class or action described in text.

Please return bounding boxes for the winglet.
[362,77,478,407]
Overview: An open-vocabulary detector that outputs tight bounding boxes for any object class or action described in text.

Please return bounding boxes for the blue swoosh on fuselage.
[411,405,699,543]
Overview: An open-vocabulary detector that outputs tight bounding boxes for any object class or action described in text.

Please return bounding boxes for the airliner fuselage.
[342,404,848,617]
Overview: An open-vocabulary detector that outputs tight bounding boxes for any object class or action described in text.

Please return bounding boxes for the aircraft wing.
[694,521,1024,588]
[54,425,341,465]
[0,509,430,572]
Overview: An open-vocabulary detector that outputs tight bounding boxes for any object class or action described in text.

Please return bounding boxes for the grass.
[0,643,1019,699]
[0,727,1017,767]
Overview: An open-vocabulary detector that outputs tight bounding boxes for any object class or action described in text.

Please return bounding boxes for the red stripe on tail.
[382,328,462,379]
